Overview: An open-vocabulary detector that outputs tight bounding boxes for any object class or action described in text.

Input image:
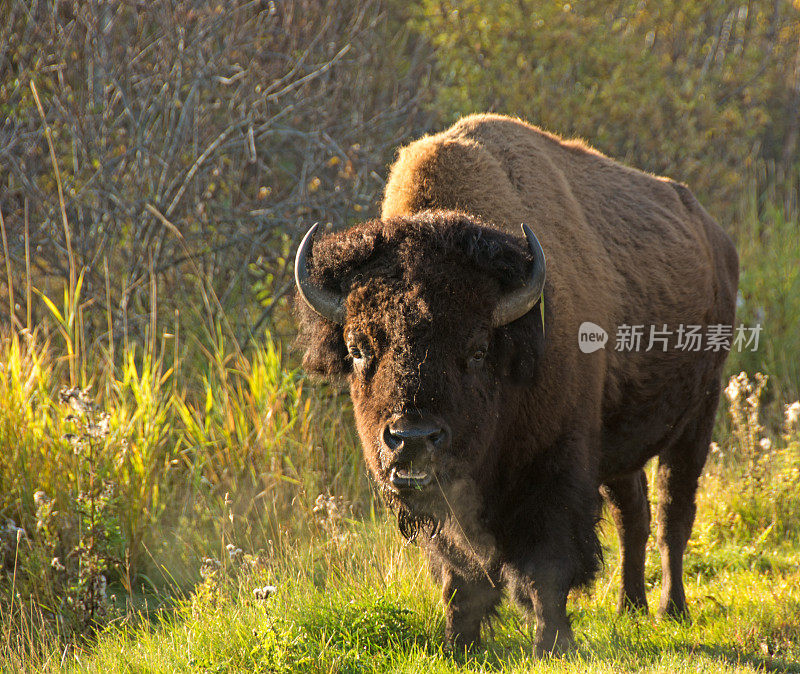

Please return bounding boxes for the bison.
[294,114,738,655]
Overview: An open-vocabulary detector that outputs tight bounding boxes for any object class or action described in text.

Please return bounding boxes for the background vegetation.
[1,0,799,671]
[416,0,800,218]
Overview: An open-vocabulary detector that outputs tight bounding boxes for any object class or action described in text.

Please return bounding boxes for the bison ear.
[294,294,350,378]
[501,293,546,384]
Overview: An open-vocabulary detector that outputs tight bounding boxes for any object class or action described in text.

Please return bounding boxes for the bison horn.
[492,224,547,327]
[294,223,346,324]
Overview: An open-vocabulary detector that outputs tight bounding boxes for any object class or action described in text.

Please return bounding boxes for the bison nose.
[380,415,450,491]
[382,415,450,457]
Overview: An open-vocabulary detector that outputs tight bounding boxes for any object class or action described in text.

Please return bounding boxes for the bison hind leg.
[655,387,720,620]
[600,469,651,614]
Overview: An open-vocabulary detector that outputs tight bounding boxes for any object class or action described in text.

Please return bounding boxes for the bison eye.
[346,339,371,368]
[346,332,372,373]
[470,346,487,365]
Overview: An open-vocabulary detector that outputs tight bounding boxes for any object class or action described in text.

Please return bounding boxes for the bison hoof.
[534,627,575,658]
[617,595,648,615]
[657,601,691,623]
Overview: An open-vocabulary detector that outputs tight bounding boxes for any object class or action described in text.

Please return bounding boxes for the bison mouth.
[384,468,449,542]
[389,466,432,491]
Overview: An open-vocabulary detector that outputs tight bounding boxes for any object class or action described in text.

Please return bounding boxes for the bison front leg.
[436,565,502,650]
[513,569,575,656]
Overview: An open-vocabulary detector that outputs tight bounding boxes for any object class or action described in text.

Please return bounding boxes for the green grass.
[4,398,800,672]
[9,507,799,673]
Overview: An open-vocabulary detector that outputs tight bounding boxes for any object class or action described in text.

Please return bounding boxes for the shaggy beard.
[393,501,444,542]
[397,506,441,542]
[379,474,454,542]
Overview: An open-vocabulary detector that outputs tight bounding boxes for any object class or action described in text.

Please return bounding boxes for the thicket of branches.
[0,0,432,348]
[2,0,800,356]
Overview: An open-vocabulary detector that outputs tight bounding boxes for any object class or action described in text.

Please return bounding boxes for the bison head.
[294,212,546,537]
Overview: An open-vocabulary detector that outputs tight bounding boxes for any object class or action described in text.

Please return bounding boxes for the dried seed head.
[313,494,346,520]
[87,413,111,439]
[59,386,95,414]
[62,433,85,454]
[4,519,26,542]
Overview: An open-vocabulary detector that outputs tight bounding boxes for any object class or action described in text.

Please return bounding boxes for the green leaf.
[33,287,64,324]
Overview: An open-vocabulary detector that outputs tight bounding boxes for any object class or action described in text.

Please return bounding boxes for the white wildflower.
[199,557,221,579]
[253,585,277,600]
[785,401,800,429]
[724,377,741,403]
[33,490,49,508]
[51,557,65,571]
[759,437,772,451]
[226,543,243,562]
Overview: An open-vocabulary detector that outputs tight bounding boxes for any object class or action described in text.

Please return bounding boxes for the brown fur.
[295,114,738,654]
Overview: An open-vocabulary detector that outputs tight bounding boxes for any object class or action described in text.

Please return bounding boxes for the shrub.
[412,0,800,219]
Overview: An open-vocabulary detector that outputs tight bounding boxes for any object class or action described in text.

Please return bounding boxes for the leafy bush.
[413,0,800,219]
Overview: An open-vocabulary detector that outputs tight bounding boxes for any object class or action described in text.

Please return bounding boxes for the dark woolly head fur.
[294,210,545,384]
[293,211,549,555]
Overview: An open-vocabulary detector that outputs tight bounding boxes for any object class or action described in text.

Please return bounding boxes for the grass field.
[3,2,800,668]
[6,494,800,673]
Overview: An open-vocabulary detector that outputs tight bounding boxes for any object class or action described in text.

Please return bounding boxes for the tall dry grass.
[0,268,369,648]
